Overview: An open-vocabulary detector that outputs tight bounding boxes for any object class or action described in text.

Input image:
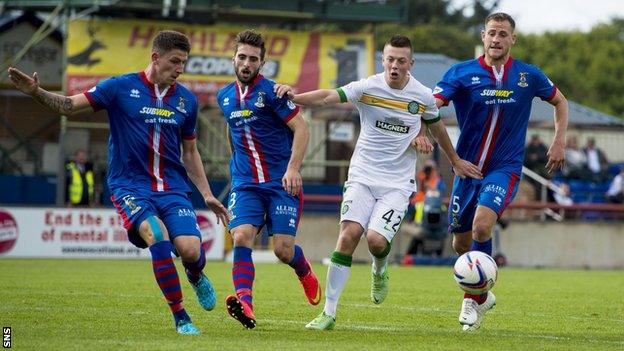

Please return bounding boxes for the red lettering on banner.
[267,36,289,56]
[128,26,155,48]
[41,229,55,241]
[223,34,237,55]
[79,213,102,226]
[113,229,128,242]
[109,215,123,227]
[188,31,207,51]
[60,230,108,242]
[45,211,72,225]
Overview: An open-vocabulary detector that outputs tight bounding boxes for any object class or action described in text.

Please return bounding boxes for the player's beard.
[236,67,259,85]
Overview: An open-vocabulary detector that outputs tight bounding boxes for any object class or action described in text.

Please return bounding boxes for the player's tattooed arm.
[32,89,74,115]
[7,67,92,115]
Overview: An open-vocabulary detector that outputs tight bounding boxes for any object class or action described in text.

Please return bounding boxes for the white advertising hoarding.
[0,207,224,260]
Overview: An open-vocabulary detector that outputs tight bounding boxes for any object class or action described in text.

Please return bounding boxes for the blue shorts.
[448,169,521,234]
[111,188,201,248]
[227,182,302,236]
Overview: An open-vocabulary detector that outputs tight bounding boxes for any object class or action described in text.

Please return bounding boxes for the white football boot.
[462,291,496,332]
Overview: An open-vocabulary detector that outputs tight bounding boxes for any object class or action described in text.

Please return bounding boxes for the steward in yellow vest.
[66,150,94,206]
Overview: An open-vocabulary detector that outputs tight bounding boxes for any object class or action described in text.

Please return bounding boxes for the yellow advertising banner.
[67,19,373,103]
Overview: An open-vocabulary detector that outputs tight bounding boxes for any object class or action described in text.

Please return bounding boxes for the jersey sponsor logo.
[375,118,410,134]
[178,208,196,218]
[229,109,254,119]
[130,89,140,98]
[518,72,529,88]
[254,92,265,108]
[483,184,507,197]
[274,205,297,217]
[480,89,514,97]
[139,107,175,118]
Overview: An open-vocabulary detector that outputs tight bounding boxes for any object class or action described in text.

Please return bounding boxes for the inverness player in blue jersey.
[217,30,320,329]
[431,13,569,331]
[8,30,230,335]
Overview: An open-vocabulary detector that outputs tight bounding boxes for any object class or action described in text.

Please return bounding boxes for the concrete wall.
[296,214,624,269]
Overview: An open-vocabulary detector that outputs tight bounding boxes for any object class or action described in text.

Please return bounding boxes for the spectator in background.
[524,134,550,200]
[552,182,573,206]
[65,149,94,206]
[410,159,445,223]
[563,136,587,180]
[583,137,609,182]
[606,167,624,204]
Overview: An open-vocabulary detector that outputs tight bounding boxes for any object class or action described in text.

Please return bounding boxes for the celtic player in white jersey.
[275,35,482,330]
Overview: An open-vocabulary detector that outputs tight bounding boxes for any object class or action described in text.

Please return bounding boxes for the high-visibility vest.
[66,162,94,204]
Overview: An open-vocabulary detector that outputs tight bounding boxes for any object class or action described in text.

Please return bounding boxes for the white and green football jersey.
[337,73,439,192]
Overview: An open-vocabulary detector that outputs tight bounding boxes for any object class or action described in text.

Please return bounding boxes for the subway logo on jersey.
[375,117,410,134]
[139,107,175,118]
[480,89,514,97]
[229,109,254,119]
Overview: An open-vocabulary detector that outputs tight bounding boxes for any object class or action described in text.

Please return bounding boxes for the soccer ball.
[453,251,498,294]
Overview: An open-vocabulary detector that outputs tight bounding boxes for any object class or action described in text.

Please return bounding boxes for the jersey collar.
[139,71,178,98]
[478,55,514,83]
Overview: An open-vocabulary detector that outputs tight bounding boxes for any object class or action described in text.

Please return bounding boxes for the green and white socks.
[323,251,352,318]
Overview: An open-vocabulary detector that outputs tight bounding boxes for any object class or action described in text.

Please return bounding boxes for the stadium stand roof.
[375,52,624,128]
[2,0,409,24]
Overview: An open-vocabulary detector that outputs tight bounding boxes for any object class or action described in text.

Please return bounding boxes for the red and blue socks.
[288,245,311,278]
[465,238,493,304]
[183,247,206,283]
[149,240,189,323]
[232,246,255,308]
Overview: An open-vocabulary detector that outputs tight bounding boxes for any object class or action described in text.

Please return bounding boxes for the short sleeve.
[337,78,367,103]
[272,92,300,124]
[181,95,198,140]
[421,93,441,124]
[83,77,117,111]
[433,65,462,106]
[532,66,557,101]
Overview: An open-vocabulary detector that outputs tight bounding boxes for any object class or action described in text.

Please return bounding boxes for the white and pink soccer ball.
[453,251,498,295]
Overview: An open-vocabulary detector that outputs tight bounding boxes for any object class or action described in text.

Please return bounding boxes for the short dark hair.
[384,35,412,53]
[235,30,266,60]
[485,12,516,31]
[152,30,191,54]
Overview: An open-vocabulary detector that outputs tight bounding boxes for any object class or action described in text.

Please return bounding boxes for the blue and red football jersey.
[434,56,556,174]
[84,71,198,193]
[217,74,300,186]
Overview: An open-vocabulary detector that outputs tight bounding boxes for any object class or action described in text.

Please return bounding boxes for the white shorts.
[340,180,412,243]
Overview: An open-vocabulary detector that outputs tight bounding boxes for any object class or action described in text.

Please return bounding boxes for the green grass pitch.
[0,259,622,350]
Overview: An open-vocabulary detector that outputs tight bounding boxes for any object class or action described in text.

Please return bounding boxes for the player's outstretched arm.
[428,120,482,180]
[283,114,310,196]
[545,89,569,173]
[274,84,341,107]
[411,122,434,154]
[7,67,92,116]
[182,138,230,225]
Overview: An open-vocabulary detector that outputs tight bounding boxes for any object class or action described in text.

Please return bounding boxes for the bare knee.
[335,221,364,254]
[177,243,200,262]
[453,233,472,255]
[472,217,494,241]
[230,225,255,248]
[366,232,388,255]
[273,246,293,263]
